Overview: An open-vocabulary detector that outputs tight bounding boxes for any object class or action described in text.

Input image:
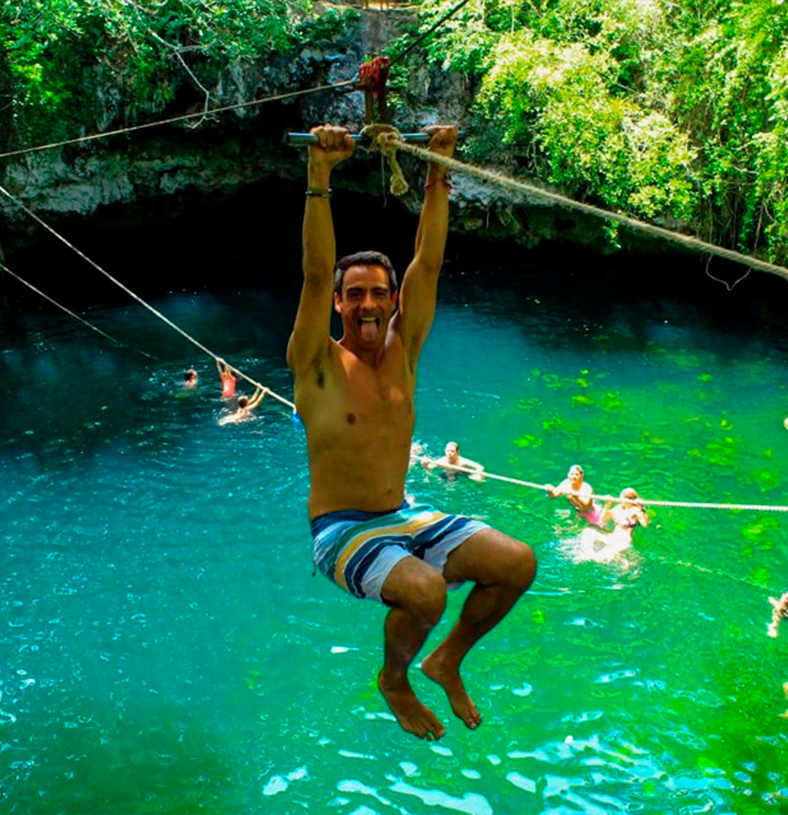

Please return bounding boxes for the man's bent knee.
[486,535,536,594]
[509,542,537,594]
[382,557,447,626]
[444,528,537,589]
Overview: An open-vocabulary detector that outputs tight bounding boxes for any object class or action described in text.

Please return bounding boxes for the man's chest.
[333,356,413,424]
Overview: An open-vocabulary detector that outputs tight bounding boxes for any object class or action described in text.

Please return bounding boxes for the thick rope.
[1,263,157,360]
[393,141,788,283]
[0,81,354,162]
[361,124,409,195]
[417,458,788,512]
[0,184,295,411]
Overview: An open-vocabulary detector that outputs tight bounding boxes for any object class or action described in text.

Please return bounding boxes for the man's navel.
[346,412,356,425]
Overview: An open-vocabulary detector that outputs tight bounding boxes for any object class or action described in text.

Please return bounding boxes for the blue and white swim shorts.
[310,500,489,602]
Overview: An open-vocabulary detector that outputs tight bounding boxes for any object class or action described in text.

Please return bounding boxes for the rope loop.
[360,124,408,196]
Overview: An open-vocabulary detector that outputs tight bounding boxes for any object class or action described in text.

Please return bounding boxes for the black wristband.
[306,188,332,198]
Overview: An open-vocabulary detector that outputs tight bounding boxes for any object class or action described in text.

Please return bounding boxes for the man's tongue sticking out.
[360,317,379,342]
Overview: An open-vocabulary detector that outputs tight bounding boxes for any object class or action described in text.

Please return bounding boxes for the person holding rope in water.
[217,358,237,399]
[217,388,265,426]
[288,124,536,741]
[425,440,485,482]
[766,591,788,717]
[576,487,649,563]
[545,464,604,526]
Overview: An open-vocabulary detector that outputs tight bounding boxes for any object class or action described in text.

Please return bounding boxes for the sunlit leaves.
[0,0,312,135]
[417,0,788,261]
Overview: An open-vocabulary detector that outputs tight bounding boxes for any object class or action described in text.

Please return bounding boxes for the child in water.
[577,487,649,562]
[217,359,237,399]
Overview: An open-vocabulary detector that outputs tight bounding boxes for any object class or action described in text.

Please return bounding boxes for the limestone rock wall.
[0,8,657,261]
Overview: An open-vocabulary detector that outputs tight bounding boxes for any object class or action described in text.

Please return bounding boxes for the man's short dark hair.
[334,251,398,297]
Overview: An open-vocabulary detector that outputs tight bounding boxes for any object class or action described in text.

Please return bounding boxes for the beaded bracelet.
[305,188,332,198]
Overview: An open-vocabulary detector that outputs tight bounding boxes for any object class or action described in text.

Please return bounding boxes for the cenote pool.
[1,248,788,814]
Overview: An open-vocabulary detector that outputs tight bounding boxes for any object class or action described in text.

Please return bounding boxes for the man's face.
[334,265,397,348]
[445,442,459,463]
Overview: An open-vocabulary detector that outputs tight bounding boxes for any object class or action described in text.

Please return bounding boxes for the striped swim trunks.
[310,500,489,602]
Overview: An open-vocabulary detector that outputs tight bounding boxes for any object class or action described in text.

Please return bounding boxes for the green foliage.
[296,5,360,46]
[415,0,498,75]
[413,0,788,262]
[473,27,697,221]
[0,0,312,138]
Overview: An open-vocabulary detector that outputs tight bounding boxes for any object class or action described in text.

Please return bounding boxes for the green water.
[2,269,788,814]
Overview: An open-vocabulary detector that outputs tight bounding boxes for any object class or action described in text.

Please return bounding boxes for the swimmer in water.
[545,464,604,526]
[426,441,485,482]
[181,368,198,390]
[577,487,649,562]
[764,592,788,717]
[768,591,788,638]
[217,358,237,399]
[217,389,265,426]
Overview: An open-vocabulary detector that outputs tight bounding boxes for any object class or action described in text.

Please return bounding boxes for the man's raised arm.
[395,126,458,360]
[287,125,355,375]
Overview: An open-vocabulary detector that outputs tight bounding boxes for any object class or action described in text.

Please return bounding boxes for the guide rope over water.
[0,183,295,412]
[419,458,788,514]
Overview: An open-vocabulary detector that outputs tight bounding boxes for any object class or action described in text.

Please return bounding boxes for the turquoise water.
[2,268,788,814]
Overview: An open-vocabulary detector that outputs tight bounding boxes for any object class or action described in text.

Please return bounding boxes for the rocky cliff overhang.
[0,8,690,265]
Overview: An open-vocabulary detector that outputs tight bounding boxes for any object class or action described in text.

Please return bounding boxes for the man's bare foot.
[421,653,482,730]
[378,670,445,740]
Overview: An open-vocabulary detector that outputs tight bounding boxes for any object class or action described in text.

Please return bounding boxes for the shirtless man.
[287,124,536,741]
[427,441,485,482]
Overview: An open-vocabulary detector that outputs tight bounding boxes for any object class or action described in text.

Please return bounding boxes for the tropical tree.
[414,0,788,262]
[0,0,312,140]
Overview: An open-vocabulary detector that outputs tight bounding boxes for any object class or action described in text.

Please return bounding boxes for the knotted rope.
[361,124,409,195]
